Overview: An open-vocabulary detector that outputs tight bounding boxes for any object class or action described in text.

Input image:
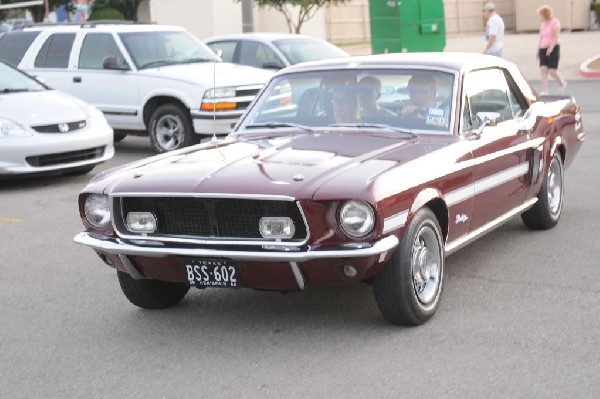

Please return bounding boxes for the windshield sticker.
[428,108,445,117]
[426,115,446,127]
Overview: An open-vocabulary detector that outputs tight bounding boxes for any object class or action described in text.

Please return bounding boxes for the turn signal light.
[200,102,237,111]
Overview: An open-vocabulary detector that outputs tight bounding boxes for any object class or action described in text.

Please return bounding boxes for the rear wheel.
[117,271,190,309]
[521,153,564,230]
[373,208,444,326]
[148,104,198,153]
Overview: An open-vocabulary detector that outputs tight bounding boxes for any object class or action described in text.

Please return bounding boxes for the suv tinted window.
[0,31,40,66]
[79,33,123,69]
[34,33,75,68]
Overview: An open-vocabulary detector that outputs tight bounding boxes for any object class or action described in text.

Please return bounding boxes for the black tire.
[113,130,128,143]
[373,208,444,326]
[117,271,190,309]
[148,104,198,153]
[521,153,564,230]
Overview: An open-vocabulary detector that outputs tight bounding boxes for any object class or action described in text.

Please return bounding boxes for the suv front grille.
[117,197,307,242]
[31,120,86,133]
[26,146,104,167]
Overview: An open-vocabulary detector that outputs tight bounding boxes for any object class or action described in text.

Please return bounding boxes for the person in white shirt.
[482,2,505,57]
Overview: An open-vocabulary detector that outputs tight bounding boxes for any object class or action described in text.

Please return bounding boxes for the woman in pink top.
[537,5,567,94]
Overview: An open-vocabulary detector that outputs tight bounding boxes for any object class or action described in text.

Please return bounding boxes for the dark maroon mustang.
[75,53,584,326]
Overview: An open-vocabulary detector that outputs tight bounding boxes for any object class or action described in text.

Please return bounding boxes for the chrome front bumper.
[73,232,399,263]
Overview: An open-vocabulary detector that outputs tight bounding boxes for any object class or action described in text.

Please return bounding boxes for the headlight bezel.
[0,117,32,138]
[338,200,376,238]
[84,194,111,228]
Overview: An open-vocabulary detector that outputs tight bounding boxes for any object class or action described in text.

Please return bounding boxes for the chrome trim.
[110,192,296,201]
[118,255,145,280]
[73,233,399,262]
[235,84,264,91]
[445,198,537,255]
[289,262,305,290]
[383,210,409,233]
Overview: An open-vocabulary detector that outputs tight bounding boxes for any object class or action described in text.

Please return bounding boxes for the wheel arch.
[143,96,190,128]
[408,188,449,242]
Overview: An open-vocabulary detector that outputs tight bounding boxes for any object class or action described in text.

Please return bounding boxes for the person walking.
[482,2,505,57]
[537,5,567,94]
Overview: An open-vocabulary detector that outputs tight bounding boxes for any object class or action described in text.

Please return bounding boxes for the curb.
[580,55,600,78]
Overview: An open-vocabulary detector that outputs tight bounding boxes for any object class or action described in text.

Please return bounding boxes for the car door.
[25,32,76,93]
[238,40,286,69]
[70,32,139,130]
[462,68,533,231]
[206,40,239,64]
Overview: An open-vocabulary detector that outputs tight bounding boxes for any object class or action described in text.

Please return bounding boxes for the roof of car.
[15,22,186,33]
[279,52,517,74]
[206,32,324,43]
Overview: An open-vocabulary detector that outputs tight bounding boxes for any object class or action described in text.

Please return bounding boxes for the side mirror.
[471,111,500,137]
[212,48,223,61]
[102,55,129,71]
[262,61,285,70]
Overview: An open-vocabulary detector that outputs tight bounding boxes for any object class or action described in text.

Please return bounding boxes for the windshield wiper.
[327,123,417,138]
[179,57,216,64]
[139,60,181,69]
[1,88,31,93]
[245,122,314,132]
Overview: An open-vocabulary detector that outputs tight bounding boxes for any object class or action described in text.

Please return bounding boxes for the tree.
[241,0,351,34]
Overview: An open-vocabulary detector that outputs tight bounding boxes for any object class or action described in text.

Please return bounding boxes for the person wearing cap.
[482,2,505,57]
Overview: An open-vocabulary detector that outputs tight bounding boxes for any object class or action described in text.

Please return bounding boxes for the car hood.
[0,90,89,125]
[92,131,445,202]
[139,62,274,87]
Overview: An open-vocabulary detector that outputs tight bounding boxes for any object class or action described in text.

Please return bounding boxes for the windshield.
[236,68,456,135]
[273,38,348,64]
[0,61,46,93]
[119,31,218,69]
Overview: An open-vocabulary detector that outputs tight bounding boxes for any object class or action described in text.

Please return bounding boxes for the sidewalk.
[344,30,600,83]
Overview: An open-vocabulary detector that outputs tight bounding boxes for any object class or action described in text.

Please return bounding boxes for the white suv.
[0,22,274,152]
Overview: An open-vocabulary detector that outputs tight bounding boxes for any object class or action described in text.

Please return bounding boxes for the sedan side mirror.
[262,61,286,70]
[471,111,500,138]
[103,56,130,71]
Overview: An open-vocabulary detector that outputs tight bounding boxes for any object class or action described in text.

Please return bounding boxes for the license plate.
[183,258,240,288]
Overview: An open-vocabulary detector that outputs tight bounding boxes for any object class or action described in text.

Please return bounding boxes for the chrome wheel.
[154,114,184,151]
[546,156,563,217]
[411,226,442,305]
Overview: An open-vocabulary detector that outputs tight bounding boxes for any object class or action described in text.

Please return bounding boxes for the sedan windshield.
[236,69,456,135]
[0,61,46,93]
[273,38,348,64]
[119,31,218,69]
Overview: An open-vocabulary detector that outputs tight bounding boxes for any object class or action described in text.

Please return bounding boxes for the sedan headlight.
[0,118,32,138]
[339,200,375,238]
[204,87,236,99]
[84,194,111,228]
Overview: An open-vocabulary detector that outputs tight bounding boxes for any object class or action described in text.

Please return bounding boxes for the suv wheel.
[149,104,198,153]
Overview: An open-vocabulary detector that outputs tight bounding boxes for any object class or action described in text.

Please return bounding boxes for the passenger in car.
[358,76,396,118]
[331,86,360,123]
[398,75,439,119]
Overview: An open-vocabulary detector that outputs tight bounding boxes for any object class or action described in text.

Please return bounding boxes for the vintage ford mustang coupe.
[74,53,584,326]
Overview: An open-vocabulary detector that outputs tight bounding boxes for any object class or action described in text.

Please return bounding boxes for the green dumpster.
[369,0,446,54]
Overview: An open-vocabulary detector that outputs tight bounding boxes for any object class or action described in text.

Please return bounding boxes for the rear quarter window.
[0,31,40,66]
[34,33,75,68]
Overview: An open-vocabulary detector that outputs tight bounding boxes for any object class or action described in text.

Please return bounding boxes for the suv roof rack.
[12,20,143,30]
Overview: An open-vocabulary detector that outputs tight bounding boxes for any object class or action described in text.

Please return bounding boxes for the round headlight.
[84,194,111,228]
[339,200,375,238]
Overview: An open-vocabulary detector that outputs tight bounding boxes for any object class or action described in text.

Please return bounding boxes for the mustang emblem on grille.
[58,123,70,133]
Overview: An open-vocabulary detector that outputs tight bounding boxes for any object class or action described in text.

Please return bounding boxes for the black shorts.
[539,45,560,69]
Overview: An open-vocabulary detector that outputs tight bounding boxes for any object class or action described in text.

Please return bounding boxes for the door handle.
[73,76,82,83]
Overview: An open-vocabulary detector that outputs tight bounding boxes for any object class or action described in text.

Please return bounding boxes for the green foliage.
[594,3,600,22]
[88,7,125,21]
[236,0,351,33]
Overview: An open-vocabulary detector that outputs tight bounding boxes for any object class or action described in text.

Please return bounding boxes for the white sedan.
[0,61,114,176]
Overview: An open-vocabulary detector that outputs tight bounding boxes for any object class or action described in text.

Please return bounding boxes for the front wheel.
[117,271,190,309]
[148,104,198,153]
[373,208,444,326]
[521,153,564,230]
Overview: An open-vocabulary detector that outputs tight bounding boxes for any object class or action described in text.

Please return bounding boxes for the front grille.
[31,120,86,133]
[26,146,104,167]
[118,197,307,241]
[235,86,261,110]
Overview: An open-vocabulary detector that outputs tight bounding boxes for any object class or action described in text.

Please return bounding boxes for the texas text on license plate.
[183,258,240,288]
